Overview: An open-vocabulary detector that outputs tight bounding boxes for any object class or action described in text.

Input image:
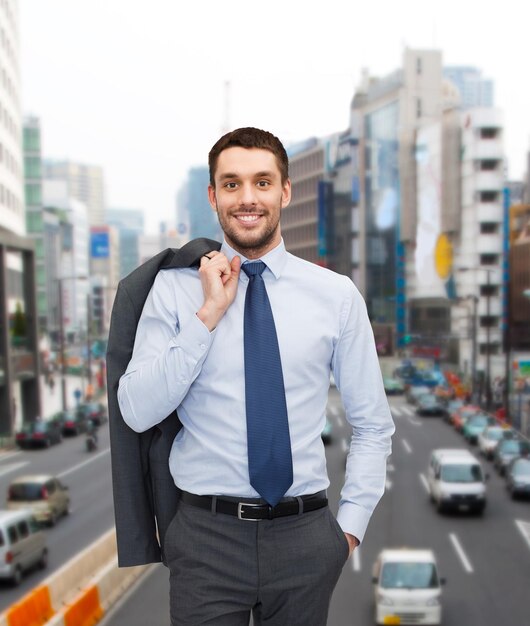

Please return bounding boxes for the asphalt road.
[0,421,114,610]
[101,389,530,626]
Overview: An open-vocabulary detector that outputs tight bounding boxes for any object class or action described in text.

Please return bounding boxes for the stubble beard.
[216,203,282,258]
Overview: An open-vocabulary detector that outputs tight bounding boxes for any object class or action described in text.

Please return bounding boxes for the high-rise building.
[106,208,145,278]
[177,166,222,242]
[43,181,89,339]
[287,49,506,383]
[43,160,106,226]
[443,66,494,109]
[0,0,42,432]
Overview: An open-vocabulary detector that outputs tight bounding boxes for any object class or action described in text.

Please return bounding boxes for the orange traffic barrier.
[64,586,103,626]
[6,586,54,626]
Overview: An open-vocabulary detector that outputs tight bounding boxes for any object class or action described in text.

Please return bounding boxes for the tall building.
[443,66,494,109]
[449,109,505,383]
[106,208,145,278]
[283,138,326,265]
[43,181,89,339]
[0,0,41,432]
[287,49,506,383]
[177,166,222,242]
[89,225,120,334]
[43,160,106,226]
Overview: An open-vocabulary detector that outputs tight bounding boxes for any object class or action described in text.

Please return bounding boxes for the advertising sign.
[91,231,110,258]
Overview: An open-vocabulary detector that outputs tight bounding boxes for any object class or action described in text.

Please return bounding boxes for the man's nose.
[239,183,258,207]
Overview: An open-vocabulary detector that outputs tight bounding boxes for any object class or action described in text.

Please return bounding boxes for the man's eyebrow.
[218,170,276,181]
[218,172,239,181]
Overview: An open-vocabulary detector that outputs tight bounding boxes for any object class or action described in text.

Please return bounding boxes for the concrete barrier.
[0,527,149,626]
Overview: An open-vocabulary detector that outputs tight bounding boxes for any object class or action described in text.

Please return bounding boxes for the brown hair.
[208,127,289,187]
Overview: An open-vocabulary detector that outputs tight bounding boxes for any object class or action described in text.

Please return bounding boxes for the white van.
[427,448,488,515]
[372,548,444,625]
[0,509,48,585]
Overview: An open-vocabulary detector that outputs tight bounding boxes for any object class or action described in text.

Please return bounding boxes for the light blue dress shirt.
[118,239,395,542]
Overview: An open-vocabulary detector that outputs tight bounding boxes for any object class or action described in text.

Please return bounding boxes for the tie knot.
[242,261,266,278]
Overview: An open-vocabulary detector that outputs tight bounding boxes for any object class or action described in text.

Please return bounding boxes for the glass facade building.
[364,102,400,327]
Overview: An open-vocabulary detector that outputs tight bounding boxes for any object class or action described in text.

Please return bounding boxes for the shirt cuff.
[169,313,214,363]
[336,501,373,545]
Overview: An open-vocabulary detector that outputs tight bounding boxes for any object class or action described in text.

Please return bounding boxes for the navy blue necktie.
[242,261,293,506]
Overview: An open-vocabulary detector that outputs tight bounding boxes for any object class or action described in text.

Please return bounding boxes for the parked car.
[416,394,446,417]
[451,405,480,432]
[76,401,108,427]
[372,548,444,625]
[427,448,487,515]
[383,377,405,396]
[478,425,512,459]
[462,414,496,445]
[405,386,431,405]
[493,439,530,476]
[7,475,70,526]
[15,420,62,449]
[0,509,48,586]
[505,457,530,499]
[443,399,464,424]
[53,410,88,436]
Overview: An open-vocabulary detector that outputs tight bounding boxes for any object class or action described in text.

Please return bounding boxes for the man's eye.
[224,182,237,189]
[257,181,270,187]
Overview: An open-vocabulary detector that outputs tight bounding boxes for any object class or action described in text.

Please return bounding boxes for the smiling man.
[118,127,394,625]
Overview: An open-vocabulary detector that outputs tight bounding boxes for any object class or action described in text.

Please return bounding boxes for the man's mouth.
[235,214,262,223]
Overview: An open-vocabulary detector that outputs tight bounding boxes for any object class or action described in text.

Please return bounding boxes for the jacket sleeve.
[107,282,162,567]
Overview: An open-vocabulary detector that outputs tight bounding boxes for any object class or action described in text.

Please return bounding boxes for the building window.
[480,284,498,297]
[479,160,499,171]
[479,191,499,203]
[480,253,498,266]
[416,57,422,74]
[416,98,422,118]
[479,222,499,234]
[480,128,498,139]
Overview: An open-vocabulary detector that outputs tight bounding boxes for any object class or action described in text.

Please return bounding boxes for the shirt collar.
[221,238,288,280]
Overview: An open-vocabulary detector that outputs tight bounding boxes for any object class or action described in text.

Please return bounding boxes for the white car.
[477,425,509,459]
[372,548,444,625]
[427,448,487,515]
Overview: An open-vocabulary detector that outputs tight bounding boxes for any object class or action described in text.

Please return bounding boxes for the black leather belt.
[180,490,328,521]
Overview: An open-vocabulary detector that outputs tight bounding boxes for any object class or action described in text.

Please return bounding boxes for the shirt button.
[200,343,206,350]
[180,377,188,384]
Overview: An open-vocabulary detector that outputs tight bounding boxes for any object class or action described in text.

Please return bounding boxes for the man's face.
[208,147,291,258]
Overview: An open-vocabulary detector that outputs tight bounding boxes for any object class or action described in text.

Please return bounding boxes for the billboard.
[91,231,110,258]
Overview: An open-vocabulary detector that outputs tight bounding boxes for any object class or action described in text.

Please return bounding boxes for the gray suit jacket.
[107,238,221,567]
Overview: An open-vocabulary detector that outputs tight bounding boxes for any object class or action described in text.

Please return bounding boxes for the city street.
[0,417,113,611]
[100,389,530,626]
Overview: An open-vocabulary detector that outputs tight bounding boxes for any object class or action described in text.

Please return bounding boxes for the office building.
[0,0,41,432]
[43,160,106,226]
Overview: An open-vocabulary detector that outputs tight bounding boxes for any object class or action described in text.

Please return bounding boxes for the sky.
[19,0,530,235]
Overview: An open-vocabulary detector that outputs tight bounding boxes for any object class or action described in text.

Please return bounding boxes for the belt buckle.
[237,502,263,521]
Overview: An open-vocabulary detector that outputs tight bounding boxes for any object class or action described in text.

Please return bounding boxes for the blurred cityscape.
[1,2,530,625]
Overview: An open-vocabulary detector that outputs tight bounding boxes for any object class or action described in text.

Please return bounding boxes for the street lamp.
[458,267,496,410]
[57,275,87,412]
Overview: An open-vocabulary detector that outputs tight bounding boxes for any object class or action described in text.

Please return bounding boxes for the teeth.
[238,215,260,222]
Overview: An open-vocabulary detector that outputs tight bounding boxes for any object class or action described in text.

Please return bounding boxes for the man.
[118,127,394,625]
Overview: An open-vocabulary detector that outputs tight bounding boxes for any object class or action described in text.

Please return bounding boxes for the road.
[0,420,113,610]
[101,389,530,626]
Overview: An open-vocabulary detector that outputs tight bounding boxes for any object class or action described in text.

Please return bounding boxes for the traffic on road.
[99,365,530,626]
[1,366,530,625]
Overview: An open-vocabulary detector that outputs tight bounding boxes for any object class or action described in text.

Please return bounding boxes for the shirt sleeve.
[332,280,395,543]
[118,271,213,432]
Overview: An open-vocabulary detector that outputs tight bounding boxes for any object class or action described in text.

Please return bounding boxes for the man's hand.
[196,252,241,331]
[344,533,359,557]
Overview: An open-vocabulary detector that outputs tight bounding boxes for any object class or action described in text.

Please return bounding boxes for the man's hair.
[208,127,289,187]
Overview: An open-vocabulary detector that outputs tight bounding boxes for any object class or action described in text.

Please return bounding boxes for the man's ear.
[281,178,292,209]
[208,185,217,212]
